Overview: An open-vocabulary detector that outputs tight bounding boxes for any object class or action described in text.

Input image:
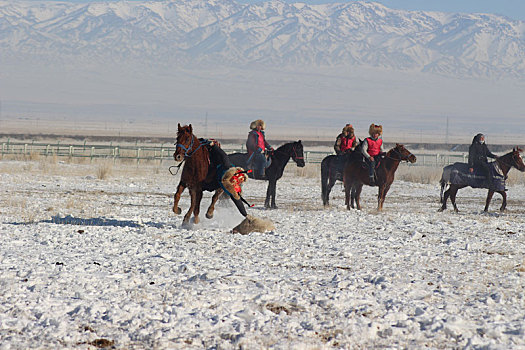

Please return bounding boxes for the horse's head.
[174,123,195,162]
[394,143,417,163]
[292,140,306,167]
[511,147,525,172]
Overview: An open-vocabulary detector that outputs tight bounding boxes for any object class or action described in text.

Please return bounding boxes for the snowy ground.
[1,159,525,349]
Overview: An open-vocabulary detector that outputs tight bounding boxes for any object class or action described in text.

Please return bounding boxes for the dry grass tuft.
[397,165,442,184]
[96,162,113,180]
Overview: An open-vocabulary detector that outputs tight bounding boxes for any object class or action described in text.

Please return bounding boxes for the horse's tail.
[440,165,453,204]
[439,178,446,204]
[321,157,331,205]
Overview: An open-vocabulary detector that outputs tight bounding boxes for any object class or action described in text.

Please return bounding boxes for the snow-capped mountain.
[1,0,525,78]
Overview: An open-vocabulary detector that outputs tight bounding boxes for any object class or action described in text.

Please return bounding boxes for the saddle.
[448,162,505,191]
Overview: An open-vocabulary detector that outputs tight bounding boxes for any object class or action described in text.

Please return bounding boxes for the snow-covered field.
[1,159,525,349]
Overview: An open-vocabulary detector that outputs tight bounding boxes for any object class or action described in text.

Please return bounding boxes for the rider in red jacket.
[361,123,384,185]
[334,124,358,155]
[246,119,273,178]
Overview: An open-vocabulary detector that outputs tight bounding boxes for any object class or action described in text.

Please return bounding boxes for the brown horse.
[439,147,525,212]
[343,144,417,211]
[172,124,222,227]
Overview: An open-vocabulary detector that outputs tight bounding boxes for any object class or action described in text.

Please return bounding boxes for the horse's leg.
[206,189,223,219]
[354,184,363,210]
[483,189,495,212]
[270,180,278,209]
[192,189,203,224]
[378,183,391,211]
[182,188,196,226]
[325,175,337,207]
[439,187,451,212]
[172,182,186,215]
[264,182,271,209]
[377,184,385,211]
[450,188,460,212]
[499,191,507,212]
[344,181,352,210]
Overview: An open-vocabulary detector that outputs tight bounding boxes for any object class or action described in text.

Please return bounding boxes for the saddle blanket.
[448,162,505,191]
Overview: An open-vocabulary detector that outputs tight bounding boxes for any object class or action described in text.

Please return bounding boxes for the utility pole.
[205,112,208,138]
[445,116,449,145]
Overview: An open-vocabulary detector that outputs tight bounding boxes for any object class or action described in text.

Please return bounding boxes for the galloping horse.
[439,147,525,212]
[343,144,416,211]
[229,141,305,209]
[172,124,223,227]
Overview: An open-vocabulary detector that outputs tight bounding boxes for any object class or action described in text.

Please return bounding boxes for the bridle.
[175,134,204,158]
[291,144,304,163]
[386,146,413,162]
[497,150,525,171]
[271,143,304,163]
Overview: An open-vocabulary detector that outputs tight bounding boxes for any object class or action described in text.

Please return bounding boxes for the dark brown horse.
[439,147,525,212]
[172,124,222,227]
[343,144,416,211]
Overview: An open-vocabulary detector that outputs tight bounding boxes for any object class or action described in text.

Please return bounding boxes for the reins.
[169,161,184,176]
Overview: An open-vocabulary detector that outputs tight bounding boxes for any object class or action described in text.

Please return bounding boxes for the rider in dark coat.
[206,140,249,217]
[468,133,498,188]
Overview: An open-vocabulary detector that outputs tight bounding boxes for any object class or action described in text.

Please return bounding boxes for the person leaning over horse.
[206,140,250,217]
[361,123,384,186]
[468,133,498,189]
[246,119,273,179]
[334,124,358,155]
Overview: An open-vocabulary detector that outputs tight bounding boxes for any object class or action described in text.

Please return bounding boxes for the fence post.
[137,148,141,165]
[24,144,28,155]
[90,147,95,163]
[46,145,50,157]
[69,146,73,157]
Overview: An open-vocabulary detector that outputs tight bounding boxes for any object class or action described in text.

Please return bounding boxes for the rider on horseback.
[468,133,498,189]
[334,124,358,155]
[361,123,384,186]
[246,119,273,179]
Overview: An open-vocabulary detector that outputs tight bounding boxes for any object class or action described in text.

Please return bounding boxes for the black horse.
[439,147,525,212]
[229,141,305,209]
[320,152,358,206]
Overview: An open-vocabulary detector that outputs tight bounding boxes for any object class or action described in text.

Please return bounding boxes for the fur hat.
[368,123,382,136]
[250,119,265,130]
[221,167,247,200]
[342,124,354,135]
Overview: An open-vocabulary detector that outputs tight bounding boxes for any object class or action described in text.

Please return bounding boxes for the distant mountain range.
[2,0,525,78]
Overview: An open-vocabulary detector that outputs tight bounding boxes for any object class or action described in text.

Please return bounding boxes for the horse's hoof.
[271,205,278,209]
[206,212,214,219]
[181,221,193,230]
[437,208,444,212]
[173,207,182,215]
[192,217,200,224]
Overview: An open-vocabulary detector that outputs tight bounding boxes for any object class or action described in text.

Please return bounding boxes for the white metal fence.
[1,140,467,167]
